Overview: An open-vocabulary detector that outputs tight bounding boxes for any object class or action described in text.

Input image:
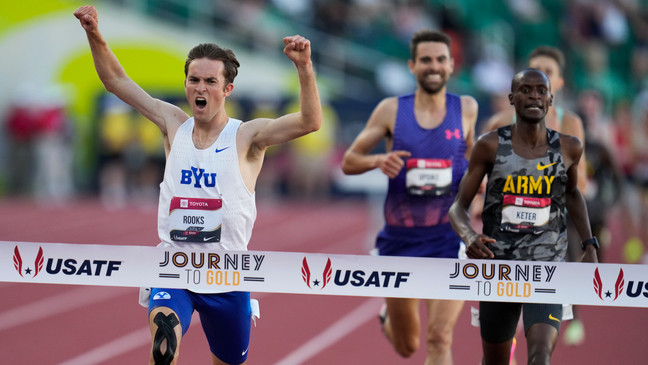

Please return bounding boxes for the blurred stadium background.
[2,0,647,210]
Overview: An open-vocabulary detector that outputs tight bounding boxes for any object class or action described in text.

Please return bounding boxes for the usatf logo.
[12,245,122,277]
[300,257,410,289]
[13,246,44,278]
[593,267,624,302]
[301,257,332,289]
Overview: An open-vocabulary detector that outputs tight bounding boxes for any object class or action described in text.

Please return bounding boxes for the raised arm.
[73,5,187,140]
[242,35,322,152]
[449,132,498,259]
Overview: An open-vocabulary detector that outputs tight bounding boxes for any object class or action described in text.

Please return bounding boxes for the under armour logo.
[445,129,461,140]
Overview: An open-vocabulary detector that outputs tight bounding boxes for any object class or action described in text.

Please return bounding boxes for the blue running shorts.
[149,288,251,364]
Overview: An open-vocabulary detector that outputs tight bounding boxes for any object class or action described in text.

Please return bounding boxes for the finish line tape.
[2,241,648,308]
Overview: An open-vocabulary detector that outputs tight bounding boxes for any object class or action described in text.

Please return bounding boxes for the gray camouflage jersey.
[482,126,568,261]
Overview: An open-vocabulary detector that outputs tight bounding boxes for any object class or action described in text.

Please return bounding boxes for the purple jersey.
[383,93,467,227]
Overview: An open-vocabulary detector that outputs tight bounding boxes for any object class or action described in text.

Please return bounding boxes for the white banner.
[2,241,647,308]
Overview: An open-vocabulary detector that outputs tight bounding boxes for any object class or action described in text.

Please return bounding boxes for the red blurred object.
[6,106,65,141]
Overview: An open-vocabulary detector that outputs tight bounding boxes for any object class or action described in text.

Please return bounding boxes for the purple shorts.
[376,222,462,258]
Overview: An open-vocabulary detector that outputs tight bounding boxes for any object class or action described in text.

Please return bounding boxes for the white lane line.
[274,297,382,365]
[0,286,131,332]
[57,326,152,365]
[56,312,200,365]
[57,312,205,365]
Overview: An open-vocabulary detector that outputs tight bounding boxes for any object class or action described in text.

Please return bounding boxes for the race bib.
[500,195,551,234]
[406,159,452,196]
[169,197,222,243]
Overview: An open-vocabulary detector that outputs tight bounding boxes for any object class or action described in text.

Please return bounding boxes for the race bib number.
[169,197,222,243]
[500,195,551,234]
[406,159,452,196]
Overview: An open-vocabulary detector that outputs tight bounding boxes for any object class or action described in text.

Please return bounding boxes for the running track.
[1,198,646,364]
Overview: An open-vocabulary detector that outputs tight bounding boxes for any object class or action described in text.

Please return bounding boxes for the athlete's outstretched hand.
[465,234,496,259]
[377,150,411,179]
[283,35,312,66]
[74,5,98,32]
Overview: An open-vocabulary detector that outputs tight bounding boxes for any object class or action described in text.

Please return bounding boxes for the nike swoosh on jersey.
[548,313,561,323]
[215,146,230,153]
[537,161,558,170]
[203,236,215,241]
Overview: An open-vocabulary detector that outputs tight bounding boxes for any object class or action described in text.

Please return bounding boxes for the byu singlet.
[157,118,256,251]
[482,126,568,261]
[384,93,467,227]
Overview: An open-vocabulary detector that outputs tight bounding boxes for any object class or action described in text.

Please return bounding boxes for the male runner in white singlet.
[75,5,322,365]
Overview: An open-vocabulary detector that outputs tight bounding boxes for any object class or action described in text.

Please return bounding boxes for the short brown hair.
[410,29,451,60]
[529,46,565,76]
[184,43,240,85]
